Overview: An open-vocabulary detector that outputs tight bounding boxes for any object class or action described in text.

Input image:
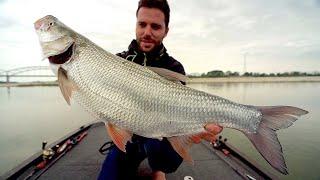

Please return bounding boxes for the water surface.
[188,82,320,180]
[0,87,92,175]
[0,83,319,179]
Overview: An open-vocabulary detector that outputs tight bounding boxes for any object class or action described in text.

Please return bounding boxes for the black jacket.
[115,40,186,143]
[116,40,186,79]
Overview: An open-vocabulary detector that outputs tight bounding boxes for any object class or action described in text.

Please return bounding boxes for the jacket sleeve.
[116,51,128,59]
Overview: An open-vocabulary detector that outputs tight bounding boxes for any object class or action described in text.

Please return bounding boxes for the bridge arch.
[6,66,52,75]
[0,66,55,83]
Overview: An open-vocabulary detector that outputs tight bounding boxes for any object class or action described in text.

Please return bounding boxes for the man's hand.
[191,124,223,144]
[205,124,223,135]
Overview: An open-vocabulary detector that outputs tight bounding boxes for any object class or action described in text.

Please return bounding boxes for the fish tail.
[244,106,308,175]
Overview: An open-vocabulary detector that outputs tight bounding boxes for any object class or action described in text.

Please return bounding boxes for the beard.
[137,35,161,52]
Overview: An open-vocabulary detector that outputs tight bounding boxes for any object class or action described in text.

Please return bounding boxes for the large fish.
[34,15,308,175]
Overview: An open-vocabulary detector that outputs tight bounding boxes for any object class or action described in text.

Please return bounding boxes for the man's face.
[136,7,168,52]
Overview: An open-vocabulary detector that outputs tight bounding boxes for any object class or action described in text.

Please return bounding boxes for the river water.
[0,82,319,179]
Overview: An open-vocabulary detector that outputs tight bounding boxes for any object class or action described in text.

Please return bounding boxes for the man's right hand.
[191,124,223,143]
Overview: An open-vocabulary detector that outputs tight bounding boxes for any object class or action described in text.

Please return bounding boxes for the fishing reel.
[41,141,54,160]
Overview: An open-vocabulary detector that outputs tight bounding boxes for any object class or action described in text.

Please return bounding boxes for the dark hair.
[136,0,170,28]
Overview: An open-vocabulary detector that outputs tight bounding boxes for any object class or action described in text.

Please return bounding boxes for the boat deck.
[4,122,275,180]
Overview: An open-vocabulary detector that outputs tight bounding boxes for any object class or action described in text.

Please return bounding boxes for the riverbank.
[187,76,320,83]
[1,76,320,87]
[0,81,58,87]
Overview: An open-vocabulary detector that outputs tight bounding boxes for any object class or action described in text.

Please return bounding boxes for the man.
[98,0,222,179]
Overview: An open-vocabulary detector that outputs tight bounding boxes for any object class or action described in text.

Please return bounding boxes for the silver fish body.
[34,15,308,175]
[67,34,261,137]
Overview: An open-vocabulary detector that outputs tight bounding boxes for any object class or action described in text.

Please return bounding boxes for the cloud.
[0,16,15,28]
[167,1,320,73]
[0,0,319,73]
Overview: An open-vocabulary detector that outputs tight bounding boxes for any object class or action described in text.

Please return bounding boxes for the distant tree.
[231,72,240,76]
[312,71,320,76]
[260,73,267,77]
[206,70,225,77]
[200,73,207,77]
[243,72,253,76]
[291,71,301,76]
[252,72,259,77]
[197,70,319,78]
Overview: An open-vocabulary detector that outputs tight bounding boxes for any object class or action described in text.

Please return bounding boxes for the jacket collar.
[128,40,167,60]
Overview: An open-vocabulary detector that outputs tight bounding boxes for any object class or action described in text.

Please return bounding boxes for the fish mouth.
[48,43,74,64]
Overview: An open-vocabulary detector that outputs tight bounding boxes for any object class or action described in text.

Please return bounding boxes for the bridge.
[0,66,55,83]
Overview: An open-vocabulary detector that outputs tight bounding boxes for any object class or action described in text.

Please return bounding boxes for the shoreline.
[1,76,320,87]
[187,76,320,83]
[0,81,58,87]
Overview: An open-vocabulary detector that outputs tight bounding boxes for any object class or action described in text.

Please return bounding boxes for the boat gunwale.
[212,140,278,180]
[2,121,276,180]
[1,121,99,180]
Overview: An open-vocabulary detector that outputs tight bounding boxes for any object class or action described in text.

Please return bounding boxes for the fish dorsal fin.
[147,67,187,83]
[167,136,194,163]
[57,67,79,105]
[105,123,132,152]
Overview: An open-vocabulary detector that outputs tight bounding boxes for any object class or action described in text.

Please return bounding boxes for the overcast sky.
[0,0,319,74]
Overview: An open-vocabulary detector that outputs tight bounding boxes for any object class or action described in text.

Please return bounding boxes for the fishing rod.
[23,131,88,180]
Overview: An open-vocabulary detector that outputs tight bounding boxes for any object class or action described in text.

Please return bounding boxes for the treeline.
[189,70,320,78]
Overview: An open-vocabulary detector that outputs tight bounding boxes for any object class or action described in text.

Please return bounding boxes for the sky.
[0,0,319,74]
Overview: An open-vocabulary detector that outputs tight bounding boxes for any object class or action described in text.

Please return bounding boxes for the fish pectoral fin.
[106,123,132,153]
[168,124,223,162]
[147,67,187,83]
[58,67,79,105]
[167,136,194,164]
[191,132,216,143]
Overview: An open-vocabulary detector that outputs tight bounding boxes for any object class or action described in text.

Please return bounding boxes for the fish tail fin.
[244,106,308,175]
